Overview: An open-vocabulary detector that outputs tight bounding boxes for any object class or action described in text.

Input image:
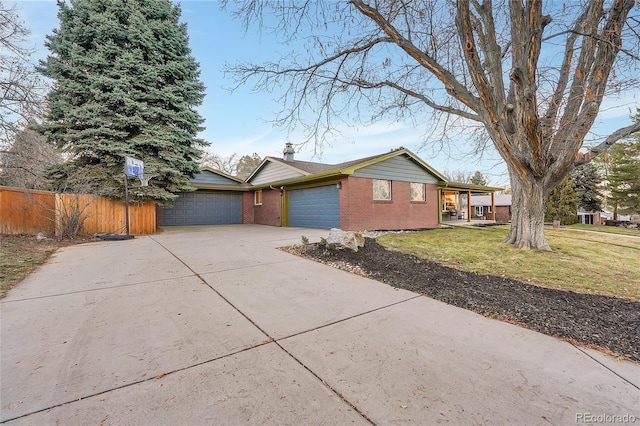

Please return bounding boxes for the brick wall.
[474,205,511,222]
[340,177,439,230]
[253,188,282,226]
[495,206,511,222]
[242,192,254,224]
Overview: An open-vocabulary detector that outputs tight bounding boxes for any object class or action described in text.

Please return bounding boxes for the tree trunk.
[505,173,551,250]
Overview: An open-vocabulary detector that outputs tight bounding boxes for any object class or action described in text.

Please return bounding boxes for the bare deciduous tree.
[236,153,263,180]
[224,0,640,249]
[199,151,239,176]
[199,151,264,179]
[0,1,45,146]
[0,122,60,189]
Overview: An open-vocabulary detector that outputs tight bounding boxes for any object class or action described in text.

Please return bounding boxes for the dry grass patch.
[378,226,640,300]
[566,223,640,237]
[0,235,88,298]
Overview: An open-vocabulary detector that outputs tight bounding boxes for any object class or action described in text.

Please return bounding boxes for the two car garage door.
[161,192,242,226]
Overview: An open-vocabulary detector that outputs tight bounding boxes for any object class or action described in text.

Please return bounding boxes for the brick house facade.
[338,177,439,230]
[162,147,500,230]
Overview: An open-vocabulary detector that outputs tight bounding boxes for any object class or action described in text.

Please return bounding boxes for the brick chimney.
[283,142,295,162]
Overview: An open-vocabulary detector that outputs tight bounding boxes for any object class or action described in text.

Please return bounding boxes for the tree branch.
[351,78,481,121]
[350,0,480,112]
[577,120,640,165]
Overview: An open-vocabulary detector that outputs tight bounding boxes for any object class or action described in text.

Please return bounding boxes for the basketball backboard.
[125,156,144,177]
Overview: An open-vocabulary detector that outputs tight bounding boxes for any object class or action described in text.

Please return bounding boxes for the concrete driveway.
[1,225,638,425]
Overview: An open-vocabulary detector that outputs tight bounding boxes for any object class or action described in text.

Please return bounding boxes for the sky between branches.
[13,0,639,187]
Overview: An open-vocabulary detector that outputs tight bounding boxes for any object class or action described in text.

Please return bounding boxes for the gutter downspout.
[438,189,442,224]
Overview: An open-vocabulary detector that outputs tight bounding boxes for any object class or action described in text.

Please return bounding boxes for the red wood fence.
[0,186,156,236]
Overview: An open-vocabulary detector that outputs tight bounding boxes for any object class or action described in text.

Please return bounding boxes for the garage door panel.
[288,185,339,229]
[162,192,242,226]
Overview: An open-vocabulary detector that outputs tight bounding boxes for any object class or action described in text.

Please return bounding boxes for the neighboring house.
[600,211,632,223]
[160,145,501,230]
[470,194,512,223]
[577,209,601,225]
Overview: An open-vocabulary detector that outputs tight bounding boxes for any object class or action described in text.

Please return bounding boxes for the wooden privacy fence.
[0,186,55,235]
[0,186,156,236]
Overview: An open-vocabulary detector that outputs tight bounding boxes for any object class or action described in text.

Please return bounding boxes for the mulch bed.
[294,238,639,362]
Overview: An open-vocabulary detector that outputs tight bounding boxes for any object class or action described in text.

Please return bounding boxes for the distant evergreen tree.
[38,0,206,204]
[469,171,488,186]
[606,139,640,217]
[545,176,578,225]
[570,163,602,213]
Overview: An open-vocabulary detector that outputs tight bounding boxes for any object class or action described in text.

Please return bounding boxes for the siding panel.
[250,162,305,185]
[353,154,438,184]
[191,170,242,185]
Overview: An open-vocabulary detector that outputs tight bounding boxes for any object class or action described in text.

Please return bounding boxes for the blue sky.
[12,1,639,187]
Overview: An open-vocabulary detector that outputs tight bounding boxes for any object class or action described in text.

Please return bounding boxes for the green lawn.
[377,225,640,300]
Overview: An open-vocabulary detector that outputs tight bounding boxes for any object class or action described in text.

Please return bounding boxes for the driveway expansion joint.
[148,235,380,425]
[0,275,195,303]
[571,344,640,390]
[0,341,275,424]
[276,295,423,343]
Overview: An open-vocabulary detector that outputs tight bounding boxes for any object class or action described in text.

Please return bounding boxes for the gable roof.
[191,166,251,190]
[203,147,502,194]
[264,157,336,175]
[247,148,449,187]
[198,166,245,183]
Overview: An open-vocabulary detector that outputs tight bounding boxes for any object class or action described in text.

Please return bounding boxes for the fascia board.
[193,183,253,191]
[438,181,504,192]
[198,166,245,184]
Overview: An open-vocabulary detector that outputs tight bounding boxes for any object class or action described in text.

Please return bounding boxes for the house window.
[475,206,484,217]
[254,190,263,205]
[411,183,425,201]
[373,179,391,200]
[443,192,457,211]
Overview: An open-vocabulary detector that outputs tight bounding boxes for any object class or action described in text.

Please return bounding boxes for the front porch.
[438,182,504,225]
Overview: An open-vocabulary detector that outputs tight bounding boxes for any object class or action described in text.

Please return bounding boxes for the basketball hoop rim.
[138,174,154,187]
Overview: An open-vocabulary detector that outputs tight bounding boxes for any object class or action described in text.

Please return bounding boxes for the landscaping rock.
[326,228,365,252]
[36,232,53,242]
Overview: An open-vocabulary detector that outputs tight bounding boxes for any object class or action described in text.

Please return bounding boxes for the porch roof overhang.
[438,181,504,193]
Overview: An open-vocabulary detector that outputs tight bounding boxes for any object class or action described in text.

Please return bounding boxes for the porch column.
[491,192,496,221]
[467,190,471,222]
[438,190,442,224]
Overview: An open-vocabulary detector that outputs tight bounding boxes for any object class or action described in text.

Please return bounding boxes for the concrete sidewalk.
[1,225,638,425]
